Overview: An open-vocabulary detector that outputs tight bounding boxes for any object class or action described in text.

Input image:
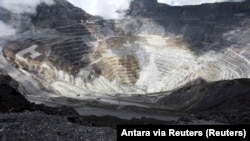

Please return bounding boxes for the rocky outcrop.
[157,79,250,114]
[31,0,91,29]
[0,70,29,112]
[0,69,78,116]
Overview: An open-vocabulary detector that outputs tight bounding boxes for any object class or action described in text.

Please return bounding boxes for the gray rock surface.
[156,78,250,124]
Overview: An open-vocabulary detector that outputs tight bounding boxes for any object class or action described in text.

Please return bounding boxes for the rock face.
[0,69,78,116]
[0,70,29,112]
[0,70,117,141]
[157,79,250,113]
[31,0,91,29]
[156,78,250,124]
[1,0,250,96]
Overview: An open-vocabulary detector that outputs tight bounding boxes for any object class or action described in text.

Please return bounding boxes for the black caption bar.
[117,125,249,141]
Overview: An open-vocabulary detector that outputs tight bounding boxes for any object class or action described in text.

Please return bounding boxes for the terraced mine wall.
[2,0,250,95]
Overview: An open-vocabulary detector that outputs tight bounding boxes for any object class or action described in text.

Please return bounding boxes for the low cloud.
[0,21,16,37]
[0,0,54,14]
[67,0,132,19]
[158,0,245,6]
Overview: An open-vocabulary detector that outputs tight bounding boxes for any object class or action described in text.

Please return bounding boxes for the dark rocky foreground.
[0,70,191,141]
[0,70,115,141]
[0,112,115,141]
[0,70,168,141]
[156,78,250,125]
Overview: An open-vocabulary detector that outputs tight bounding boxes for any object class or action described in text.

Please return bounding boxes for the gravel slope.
[0,112,116,141]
